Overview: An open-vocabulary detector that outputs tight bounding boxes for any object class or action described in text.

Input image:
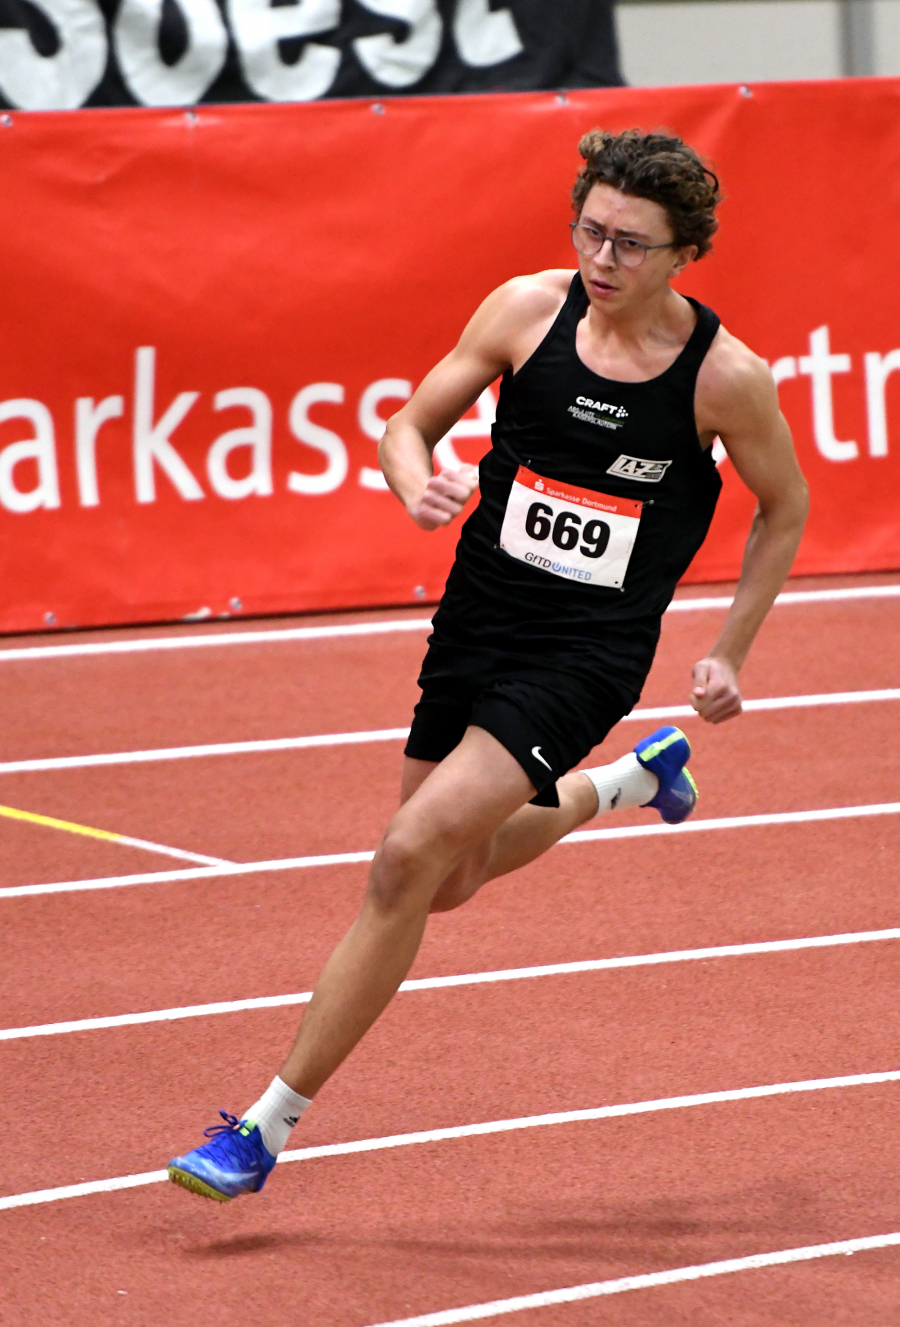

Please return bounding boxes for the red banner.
[2,79,899,633]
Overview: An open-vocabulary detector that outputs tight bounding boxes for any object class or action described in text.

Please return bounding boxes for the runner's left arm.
[691,338,809,724]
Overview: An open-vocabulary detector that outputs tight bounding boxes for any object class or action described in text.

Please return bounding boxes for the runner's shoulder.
[493,269,574,320]
[698,324,778,415]
[461,269,573,363]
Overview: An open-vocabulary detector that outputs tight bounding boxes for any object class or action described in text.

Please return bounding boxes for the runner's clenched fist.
[691,656,743,723]
[408,464,480,530]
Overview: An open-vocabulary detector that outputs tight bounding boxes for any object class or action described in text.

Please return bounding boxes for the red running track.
[1,573,899,1325]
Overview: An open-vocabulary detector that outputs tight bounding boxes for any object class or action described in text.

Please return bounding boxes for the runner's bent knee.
[368,818,465,911]
[427,840,493,913]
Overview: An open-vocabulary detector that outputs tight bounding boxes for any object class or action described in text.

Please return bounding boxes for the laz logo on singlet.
[607,454,673,483]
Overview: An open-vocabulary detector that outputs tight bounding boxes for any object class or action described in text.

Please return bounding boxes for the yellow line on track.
[0,804,232,868]
[0,804,123,843]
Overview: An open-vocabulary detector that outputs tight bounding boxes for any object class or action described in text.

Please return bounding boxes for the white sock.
[243,1076,311,1157]
[581,752,658,816]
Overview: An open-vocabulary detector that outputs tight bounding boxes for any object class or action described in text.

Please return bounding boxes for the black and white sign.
[0,0,621,110]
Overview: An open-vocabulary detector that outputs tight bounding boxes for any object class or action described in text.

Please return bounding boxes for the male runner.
[168,128,808,1200]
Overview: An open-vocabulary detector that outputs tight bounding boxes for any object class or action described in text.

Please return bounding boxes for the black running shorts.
[404,647,635,808]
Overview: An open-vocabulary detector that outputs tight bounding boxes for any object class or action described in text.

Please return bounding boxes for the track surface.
[1,574,899,1324]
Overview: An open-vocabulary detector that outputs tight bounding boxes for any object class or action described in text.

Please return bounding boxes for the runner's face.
[577,184,693,308]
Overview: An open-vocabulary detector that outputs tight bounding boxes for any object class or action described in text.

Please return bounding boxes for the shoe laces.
[199,1111,257,1167]
[203,1110,243,1139]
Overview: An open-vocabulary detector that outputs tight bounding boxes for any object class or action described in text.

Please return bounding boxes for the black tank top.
[431,274,722,693]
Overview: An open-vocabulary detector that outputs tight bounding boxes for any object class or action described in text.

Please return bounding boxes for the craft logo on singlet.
[606,454,673,483]
[567,397,628,430]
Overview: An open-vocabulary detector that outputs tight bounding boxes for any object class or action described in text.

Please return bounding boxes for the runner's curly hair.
[572,129,722,259]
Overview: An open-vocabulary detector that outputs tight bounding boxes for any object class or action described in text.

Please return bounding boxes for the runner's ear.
[670,245,699,277]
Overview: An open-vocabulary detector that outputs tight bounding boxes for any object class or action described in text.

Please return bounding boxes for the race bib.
[498,466,642,590]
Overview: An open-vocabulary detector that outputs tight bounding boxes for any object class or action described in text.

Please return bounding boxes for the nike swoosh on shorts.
[531,746,552,770]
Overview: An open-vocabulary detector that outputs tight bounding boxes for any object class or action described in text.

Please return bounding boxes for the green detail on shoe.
[168,1166,232,1202]
[639,727,689,764]
[684,766,698,799]
[238,1120,255,1137]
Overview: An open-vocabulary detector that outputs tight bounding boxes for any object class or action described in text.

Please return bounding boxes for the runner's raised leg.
[427,725,696,911]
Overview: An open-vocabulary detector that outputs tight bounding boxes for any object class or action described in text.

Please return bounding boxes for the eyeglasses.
[570,221,675,269]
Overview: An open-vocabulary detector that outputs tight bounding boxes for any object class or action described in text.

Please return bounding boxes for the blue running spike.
[168,1111,276,1202]
[634,725,698,825]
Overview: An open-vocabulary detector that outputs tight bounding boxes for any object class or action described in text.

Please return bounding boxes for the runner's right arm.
[379,274,569,531]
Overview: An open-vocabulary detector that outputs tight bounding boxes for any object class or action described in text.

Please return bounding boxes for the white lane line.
[0,849,376,899]
[0,1169,170,1210]
[0,728,411,776]
[2,1070,898,1212]
[665,584,900,612]
[278,1070,900,1159]
[0,992,316,1040]
[565,801,900,845]
[631,687,900,723]
[3,801,899,901]
[363,1232,900,1327]
[3,925,898,1042]
[0,803,232,869]
[0,584,897,666]
[0,618,434,663]
[2,689,896,777]
[42,830,230,869]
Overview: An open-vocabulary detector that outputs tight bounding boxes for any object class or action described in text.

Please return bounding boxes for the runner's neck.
[576,289,697,384]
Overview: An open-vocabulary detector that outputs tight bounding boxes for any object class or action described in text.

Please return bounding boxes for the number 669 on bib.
[499,466,643,590]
